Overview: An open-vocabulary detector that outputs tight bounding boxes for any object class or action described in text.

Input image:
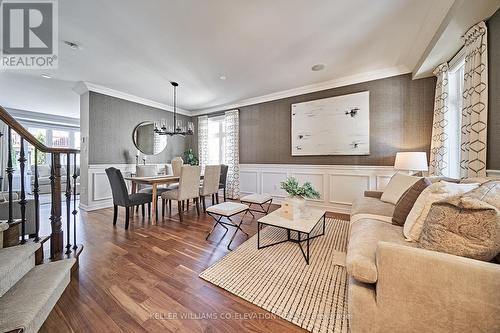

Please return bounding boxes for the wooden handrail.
[0,105,80,154]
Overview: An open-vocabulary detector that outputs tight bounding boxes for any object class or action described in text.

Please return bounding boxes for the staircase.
[0,105,81,332]
[0,241,75,333]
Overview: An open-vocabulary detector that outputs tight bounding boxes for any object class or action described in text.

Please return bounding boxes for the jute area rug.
[199,218,350,333]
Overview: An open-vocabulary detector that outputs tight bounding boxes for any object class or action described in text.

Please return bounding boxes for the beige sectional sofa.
[347,189,500,333]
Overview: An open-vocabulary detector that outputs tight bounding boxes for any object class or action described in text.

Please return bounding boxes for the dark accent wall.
[219,73,435,166]
[88,92,193,164]
[488,9,500,170]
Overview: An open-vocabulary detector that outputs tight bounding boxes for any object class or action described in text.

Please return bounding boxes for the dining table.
[124,174,203,224]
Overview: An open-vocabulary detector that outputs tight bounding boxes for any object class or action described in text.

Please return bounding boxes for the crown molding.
[73,81,192,116]
[191,65,410,116]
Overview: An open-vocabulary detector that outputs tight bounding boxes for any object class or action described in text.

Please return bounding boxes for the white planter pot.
[281,196,306,220]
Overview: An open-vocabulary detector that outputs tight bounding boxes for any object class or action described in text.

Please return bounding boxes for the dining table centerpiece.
[280,177,320,220]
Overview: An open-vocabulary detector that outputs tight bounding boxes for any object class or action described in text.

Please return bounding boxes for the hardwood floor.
[39,199,348,333]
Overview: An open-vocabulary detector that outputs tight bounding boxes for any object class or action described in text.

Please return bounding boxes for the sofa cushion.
[403,181,480,241]
[350,197,395,224]
[380,173,421,204]
[347,219,412,284]
[35,165,51,178]
[392,178,431,226]
[419,180,500,261]
[0,193,19,202]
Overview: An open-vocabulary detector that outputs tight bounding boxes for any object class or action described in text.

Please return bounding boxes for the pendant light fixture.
[154,81,194,136]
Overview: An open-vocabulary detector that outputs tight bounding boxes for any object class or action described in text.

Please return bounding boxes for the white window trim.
[207,115,226,165]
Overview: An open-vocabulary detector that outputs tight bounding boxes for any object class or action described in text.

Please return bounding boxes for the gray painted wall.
[193,73,436,166]
[488,8,500,170]
[88,92,193,164]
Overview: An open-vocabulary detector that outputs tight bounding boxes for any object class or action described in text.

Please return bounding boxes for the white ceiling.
[0,72,80,118]
[1,0,456,116]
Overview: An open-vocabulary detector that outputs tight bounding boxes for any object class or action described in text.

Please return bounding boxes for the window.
[207,116,226,164]
[52,130,70,148]
[21,127,80,169]
[27,128,48,168]
[447,56,465,179]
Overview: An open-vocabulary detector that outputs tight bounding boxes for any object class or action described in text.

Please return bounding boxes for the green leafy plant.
[183,148,199,166]
[280,177,320,199]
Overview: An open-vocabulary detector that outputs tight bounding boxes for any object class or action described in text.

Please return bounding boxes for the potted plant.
[183,149,199,166]
[280,177,320,219]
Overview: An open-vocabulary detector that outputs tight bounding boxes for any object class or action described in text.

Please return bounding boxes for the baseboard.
[486,169,500,177]
[79,201,113,212]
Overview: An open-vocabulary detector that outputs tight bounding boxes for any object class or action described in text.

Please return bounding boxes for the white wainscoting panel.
[240,171,259,194]
[261,172,288,197]
[81,163,138,211]
[240,164,396,214]
[92,172,113,201]
[83,163,398,213]
[329,174,370,205]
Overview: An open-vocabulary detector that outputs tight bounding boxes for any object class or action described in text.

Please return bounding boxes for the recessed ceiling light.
[63,40,81,50]
[311,64,326,71]
[219,75,227,80]
[41,74,51,79]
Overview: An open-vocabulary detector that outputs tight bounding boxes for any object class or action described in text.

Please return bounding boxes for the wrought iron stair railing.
[0,105,81,260]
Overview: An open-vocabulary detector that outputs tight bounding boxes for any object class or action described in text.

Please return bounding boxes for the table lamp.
[394,152,428,175]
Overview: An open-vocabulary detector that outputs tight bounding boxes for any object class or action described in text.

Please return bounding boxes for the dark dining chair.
[105,167,152,229]
[219,164,229,201]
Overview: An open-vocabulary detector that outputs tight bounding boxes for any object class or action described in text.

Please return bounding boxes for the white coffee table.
[257,207,326,264]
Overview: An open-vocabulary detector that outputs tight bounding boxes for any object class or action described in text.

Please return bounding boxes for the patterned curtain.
[429,63,450,177]
[197,116,209,171]
[460,21,488,178]
[224,110,240,199]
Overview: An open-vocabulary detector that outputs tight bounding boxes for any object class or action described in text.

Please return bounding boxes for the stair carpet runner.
[0,242,75,333]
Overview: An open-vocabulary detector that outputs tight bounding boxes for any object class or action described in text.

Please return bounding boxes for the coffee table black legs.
[257,222,290,250]
[297,232,311,265]
[257,213,326,265]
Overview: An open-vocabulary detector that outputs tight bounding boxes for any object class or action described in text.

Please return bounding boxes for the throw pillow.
[419,181,500,261]
[392,178,431,226]
[403,181,480,241]
[380,173,421,204]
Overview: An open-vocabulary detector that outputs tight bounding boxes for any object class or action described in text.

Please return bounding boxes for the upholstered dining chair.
[219,164,229,201]
[199,165,221,212]
[136,164,170,216]
[161,165,201,222]
[105,167,152,229]
[171,157,184,177]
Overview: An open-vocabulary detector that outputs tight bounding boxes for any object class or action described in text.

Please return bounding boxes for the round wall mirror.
[132,121,167,155]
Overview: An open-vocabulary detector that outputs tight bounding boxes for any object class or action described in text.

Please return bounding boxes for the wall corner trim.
[73,81,192,116]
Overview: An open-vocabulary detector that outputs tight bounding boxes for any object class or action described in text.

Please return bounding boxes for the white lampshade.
[394,152,428,171]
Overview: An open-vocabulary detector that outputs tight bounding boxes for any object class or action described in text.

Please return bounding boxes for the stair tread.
[0,243,40,269]
[0,243,41,297]
[0,259,75,333]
